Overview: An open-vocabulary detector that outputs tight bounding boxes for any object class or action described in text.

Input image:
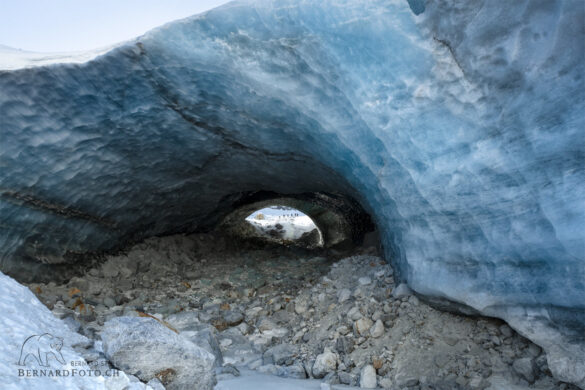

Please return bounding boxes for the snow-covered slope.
[0,44,115,71]
[0,272,147,389]
[0,0,583,385]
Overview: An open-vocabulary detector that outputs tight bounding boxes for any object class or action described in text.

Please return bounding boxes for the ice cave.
[0,0,584,389]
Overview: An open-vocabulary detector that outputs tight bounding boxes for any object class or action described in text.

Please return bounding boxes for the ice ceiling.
[0,0,583,385]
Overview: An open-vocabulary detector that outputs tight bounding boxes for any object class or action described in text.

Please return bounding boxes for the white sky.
[246,207,307,219]
[0,0,228,52]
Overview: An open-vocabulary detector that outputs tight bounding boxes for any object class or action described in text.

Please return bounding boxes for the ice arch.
[0,0,583,385]
[218,192,374,249]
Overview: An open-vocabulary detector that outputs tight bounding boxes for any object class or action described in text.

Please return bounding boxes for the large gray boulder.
[101,316,216,390]
[165,311,224,367]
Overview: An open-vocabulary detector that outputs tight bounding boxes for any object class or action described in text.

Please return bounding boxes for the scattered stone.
[370,319,384,338]
[236,322,252,335]
[257,364,279,375]
[348,307,363,320]
[499,324,513,338]
[513,357,536,383]
[312,349,338,379]
[526,343,542,358]
[219,338,233,348]
[339,371,354,385]
[443,335,459,346]
[211,318,228,332]
[338,288,351,303]
[294,299,309,314]
[222,310,244,327]
[434,354,449,368]
[359,364,377,388]
[257,317,277,332]
[337,325,351,335]
[103,297,116,308]
[335,336,355,354]
[26,238,561,390]
[278,364,307,379]
[263,344,298,365]
[468,374,488,389]
[379,377,393,388]
[392,283,412,298]
[218,364,240,377]
[146,378,166,390]
[355,318,374,335]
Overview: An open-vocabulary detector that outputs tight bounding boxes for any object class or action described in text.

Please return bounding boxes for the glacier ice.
[0,0,583,385]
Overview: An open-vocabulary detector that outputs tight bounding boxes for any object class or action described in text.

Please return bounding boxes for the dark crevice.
[0,190,117,228]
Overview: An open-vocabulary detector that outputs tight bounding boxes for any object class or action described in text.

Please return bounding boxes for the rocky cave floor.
[25,233,579,390]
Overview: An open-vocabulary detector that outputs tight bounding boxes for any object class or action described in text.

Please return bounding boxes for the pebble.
[257,318,277,332]
[355,318,374,335]
[335,336,355,354]
[279,364,307,379]
[513,357,535,383]
[337,325,351,335]
[312,349,338,379]
[392,283,412,298]
[370,319,384,338]
[359,364,377,388]
[222,310,244,326]
[499,324,513,338]
[103,297,116,308]
[219,338,233,348]
[348,306,363,320]
[337,288,351,303]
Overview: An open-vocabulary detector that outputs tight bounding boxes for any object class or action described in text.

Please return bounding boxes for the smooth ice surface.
[0,272,148,389]
[215,369,355,390]
[0,0,584,385]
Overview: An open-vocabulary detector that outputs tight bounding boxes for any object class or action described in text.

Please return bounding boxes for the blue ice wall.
[0,0,583,384]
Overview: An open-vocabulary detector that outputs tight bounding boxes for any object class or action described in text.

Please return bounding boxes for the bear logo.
[17,333,66,367]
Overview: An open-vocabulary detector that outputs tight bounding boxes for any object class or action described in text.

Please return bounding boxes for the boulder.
[166,312,223,367]
[101,316,216,390]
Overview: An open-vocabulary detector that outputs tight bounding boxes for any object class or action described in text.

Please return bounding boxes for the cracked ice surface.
[0,0,583,385]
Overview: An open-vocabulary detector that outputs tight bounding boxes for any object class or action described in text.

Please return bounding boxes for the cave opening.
[243,206,324,249]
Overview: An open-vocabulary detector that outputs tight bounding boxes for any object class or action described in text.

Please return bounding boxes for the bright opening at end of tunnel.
[245,206,324,248]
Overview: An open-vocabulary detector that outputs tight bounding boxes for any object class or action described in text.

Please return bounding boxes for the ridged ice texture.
[0,0,583,384]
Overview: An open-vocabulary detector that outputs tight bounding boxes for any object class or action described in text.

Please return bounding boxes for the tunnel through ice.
[0,0,584,386]
[217,191,377,253]
[243,206,324,248]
